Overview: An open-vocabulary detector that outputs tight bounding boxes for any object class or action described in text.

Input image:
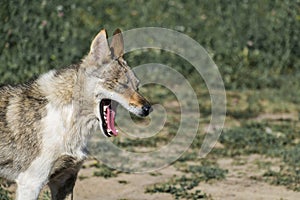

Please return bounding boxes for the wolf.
[0,29,152,200]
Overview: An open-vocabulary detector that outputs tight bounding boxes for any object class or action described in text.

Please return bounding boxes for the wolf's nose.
[142,104,152,116]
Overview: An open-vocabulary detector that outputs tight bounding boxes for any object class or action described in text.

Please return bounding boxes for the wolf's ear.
[89,29,111,63]
[110,28,124,59]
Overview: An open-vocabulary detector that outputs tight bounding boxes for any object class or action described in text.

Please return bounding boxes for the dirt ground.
[5,153,300,200]
[3,113,299,200]
[74,155,300,200]
[73,113,300,200]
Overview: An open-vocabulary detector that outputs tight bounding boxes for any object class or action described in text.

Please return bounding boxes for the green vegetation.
[146,178,208,200]
[0,178,11,200]
[92,163,119,179]
[0,0,299,89]
[216,121,300,191]
[146,164,226,199]
[145,151,227,199]
[40,190,51,200]
[0,187,10,200]
[93,167,118,179]
[219,122,290,156]
[262,144,300,191]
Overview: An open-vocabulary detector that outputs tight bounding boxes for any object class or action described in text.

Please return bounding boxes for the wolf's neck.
[37,65,98,156]
[36,65,78,106]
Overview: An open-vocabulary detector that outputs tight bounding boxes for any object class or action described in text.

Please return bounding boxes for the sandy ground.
[5,151,300,200]
[74,155,300,200]
[3,148,300,199]
[199,155,300,200]
[74,164,178,200]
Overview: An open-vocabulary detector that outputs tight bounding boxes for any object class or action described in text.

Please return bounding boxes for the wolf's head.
[81,29,152,137]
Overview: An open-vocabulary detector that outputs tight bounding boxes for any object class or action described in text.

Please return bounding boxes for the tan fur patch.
[129,92,149,108]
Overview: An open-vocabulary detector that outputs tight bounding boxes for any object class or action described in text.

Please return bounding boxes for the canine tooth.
[107,131,112,137]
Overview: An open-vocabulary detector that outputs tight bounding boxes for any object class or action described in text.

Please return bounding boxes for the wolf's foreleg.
[48,156,82,200]
[15,152,54,200]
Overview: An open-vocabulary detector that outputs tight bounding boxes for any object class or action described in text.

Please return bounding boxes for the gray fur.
[0,83,47,180]
[0,29,151,200]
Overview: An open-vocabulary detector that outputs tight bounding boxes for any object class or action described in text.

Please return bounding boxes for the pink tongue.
[106,106,118,136]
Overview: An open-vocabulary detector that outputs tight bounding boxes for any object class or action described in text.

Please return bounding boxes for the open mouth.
[99,99,119,137]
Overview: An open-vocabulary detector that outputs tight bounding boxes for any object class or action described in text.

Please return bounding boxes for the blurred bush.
[0,0,299,89]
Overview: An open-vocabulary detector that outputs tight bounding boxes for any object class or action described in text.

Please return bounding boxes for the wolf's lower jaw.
[99,99,119,137]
